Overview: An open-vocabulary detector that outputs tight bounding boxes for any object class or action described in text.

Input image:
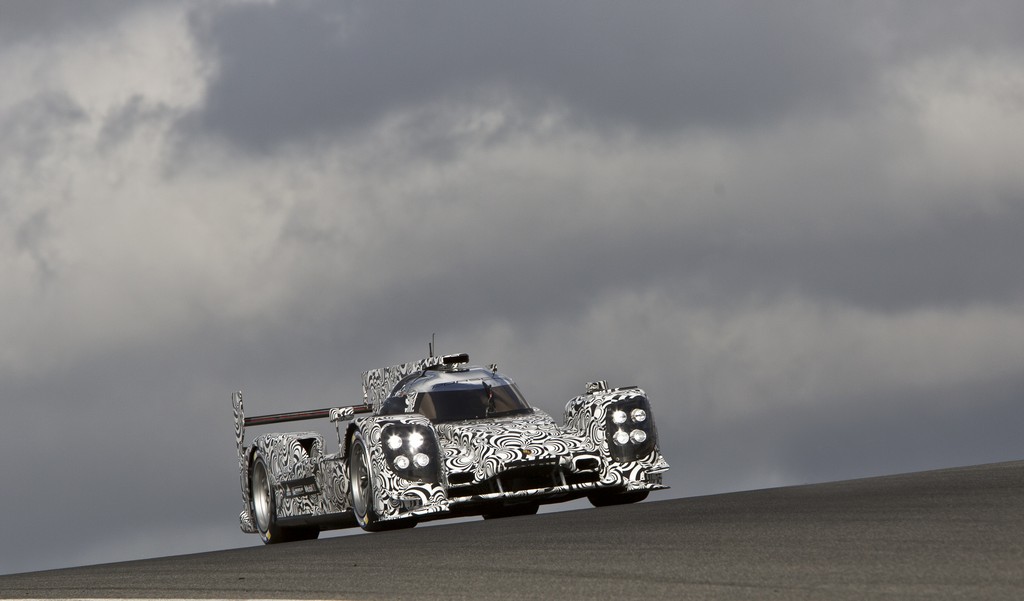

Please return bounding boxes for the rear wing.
[360,352,469,412]
[231,391,371,466]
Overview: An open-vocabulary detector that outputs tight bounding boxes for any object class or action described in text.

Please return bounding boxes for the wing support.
[242,405,371,427]
[233,391,371,464]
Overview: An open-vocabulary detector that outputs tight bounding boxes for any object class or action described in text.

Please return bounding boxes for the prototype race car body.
[232,353,669,542]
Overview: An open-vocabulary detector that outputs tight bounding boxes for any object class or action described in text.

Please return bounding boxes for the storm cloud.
[189,2,876,146]
[1,0,1022,575]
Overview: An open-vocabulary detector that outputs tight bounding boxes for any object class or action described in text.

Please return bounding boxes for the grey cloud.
[678,196,1024,313]
[186,1,880,150]
[0,345,251,573]
[263,163,1024,338]
[0,0,176,46]
[880,2,1024,59]
[673,371,1024,496]
[1,93,86,288]
[1,92,87,171]
[14,210,56,286]
[97,96,179,152]
[184,0,1024,153]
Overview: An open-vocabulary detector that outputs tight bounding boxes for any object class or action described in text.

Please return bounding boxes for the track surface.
[3,461,1022,600]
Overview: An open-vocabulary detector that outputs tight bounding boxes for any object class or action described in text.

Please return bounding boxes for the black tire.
[349,432,417,532]
[482,502,540,520]
[349,432,379,531]
[587,490,649,507]
[250,453,320,544]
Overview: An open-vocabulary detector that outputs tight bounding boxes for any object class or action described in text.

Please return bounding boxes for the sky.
[1,0,1023,575]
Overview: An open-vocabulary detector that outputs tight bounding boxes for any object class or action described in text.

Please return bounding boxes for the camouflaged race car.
[232,352,669,543]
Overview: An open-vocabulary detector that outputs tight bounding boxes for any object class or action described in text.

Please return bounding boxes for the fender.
[564,382,670,488]
[248,431,327,520]
[349,414,449,521]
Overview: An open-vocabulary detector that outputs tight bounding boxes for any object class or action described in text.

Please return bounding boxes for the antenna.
[429,333,436,357]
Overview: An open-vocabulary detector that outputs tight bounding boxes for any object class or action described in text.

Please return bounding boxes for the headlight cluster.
[381,424,439,483]
[605,397,657,462]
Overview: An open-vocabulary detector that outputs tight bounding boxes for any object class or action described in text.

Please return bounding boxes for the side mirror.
[329,407,356,422]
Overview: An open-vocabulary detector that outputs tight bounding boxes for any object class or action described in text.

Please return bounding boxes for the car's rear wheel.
[587,489,649,507]
[251,453,319,544]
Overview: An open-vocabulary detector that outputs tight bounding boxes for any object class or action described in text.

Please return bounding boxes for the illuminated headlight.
[604,396,658,463]
[381,424,440,483]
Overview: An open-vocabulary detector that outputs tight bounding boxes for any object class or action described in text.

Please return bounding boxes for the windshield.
[415,383,532,423]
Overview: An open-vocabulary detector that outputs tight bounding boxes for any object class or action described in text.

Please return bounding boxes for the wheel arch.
[343,422,360,463]
[245,444,262,498]
[247,431,326,507]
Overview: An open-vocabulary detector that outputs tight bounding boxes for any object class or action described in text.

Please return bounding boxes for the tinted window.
[415,383,531,422]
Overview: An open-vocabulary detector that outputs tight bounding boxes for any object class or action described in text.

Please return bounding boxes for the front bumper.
[376,456,669,522]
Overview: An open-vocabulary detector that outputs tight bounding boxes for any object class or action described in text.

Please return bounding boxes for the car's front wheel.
[349,431,417,532]
[349,432,379,531]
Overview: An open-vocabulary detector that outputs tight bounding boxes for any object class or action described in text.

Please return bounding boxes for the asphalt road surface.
[3,461,1022,600]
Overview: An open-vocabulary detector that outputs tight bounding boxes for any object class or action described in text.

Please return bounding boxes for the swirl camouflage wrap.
[564,385,671,490]
[361,355,446,412]
[436,412,598,482]
[231,391,256,533]
[233,353,669,542]
[349,413,450,522]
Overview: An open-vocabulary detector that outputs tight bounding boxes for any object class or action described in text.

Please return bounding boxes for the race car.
[232,352,669,543]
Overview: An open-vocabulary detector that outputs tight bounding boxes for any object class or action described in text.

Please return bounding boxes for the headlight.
[604,396,658,462]
[381,424,439,483]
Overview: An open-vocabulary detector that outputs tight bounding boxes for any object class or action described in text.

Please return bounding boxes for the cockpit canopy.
[416,381,532,422]
[381,366,533,423]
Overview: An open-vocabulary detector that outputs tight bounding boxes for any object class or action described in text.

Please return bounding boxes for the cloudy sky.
[2,0,1023,575]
